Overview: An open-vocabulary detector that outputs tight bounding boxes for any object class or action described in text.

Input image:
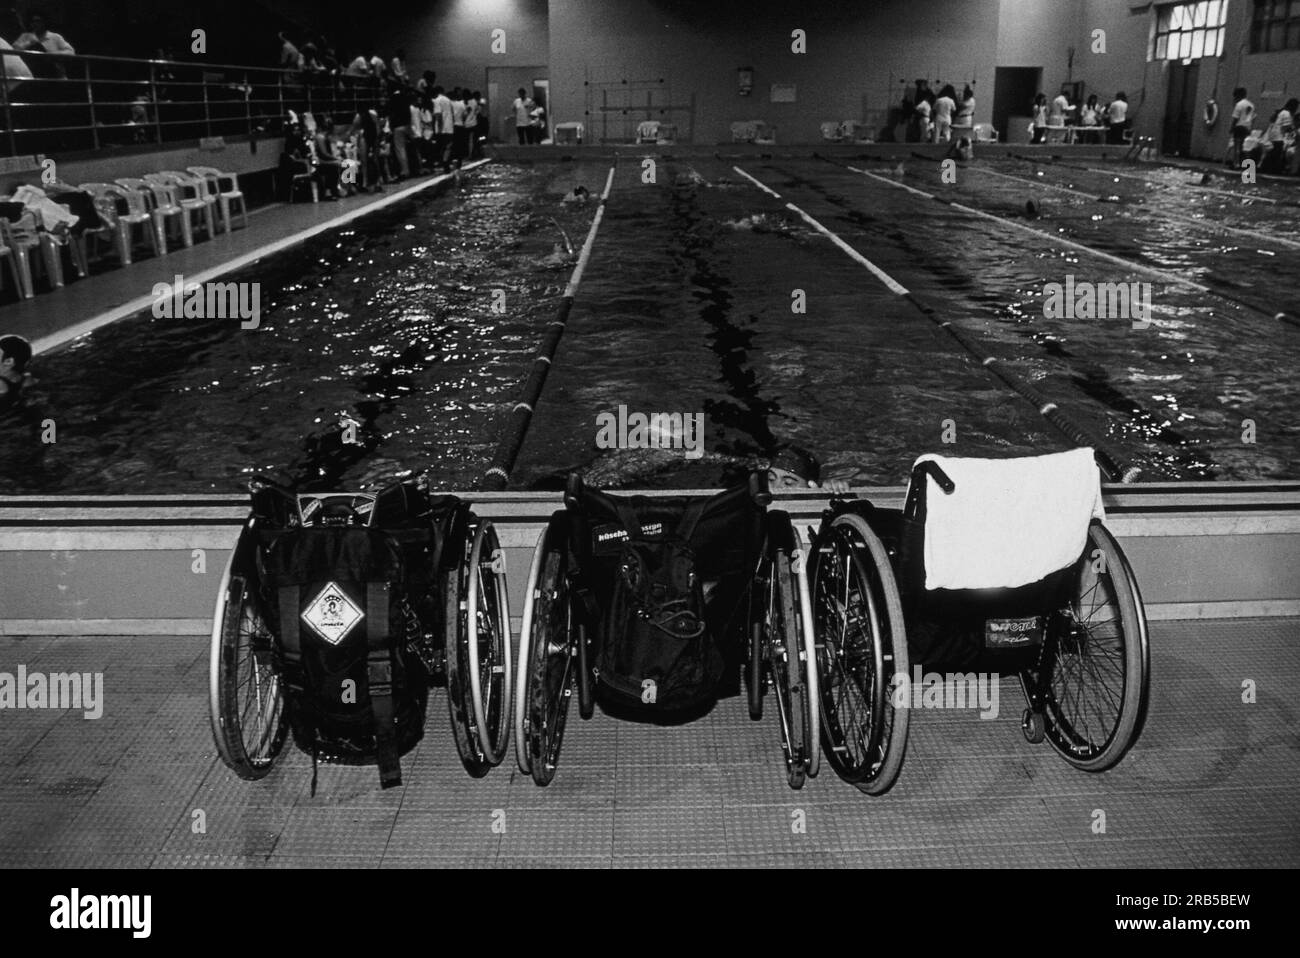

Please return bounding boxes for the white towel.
[914,448,1105,591]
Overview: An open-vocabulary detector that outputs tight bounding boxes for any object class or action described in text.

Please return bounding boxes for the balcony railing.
[0,49,386,157]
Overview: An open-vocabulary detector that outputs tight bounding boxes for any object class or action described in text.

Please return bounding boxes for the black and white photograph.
[0,0,1294,929]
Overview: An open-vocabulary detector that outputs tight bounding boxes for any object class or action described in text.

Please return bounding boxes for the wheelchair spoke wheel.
[1023,522,1149,772]
[811,513,909,794]
[519,516,574,786]
[445,558,492,778]
[209,534,287,779]
[765,546,811,789]
[466,520,513,766]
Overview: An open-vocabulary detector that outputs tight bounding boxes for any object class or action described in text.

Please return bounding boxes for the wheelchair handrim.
[514,524,551,775]
[793,536,821,779]
[466,520,512,766]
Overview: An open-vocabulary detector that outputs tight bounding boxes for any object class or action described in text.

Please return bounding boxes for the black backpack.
[259,526,428,791]
[595,501,725,711]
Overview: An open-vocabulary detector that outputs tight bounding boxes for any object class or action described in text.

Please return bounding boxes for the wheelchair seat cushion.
[912,448,1104,591]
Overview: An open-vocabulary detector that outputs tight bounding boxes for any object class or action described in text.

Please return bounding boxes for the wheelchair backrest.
[900,449,1104,595]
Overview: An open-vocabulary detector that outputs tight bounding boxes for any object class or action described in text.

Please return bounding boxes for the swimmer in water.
[537,441,851,494]
[0,335,33,415]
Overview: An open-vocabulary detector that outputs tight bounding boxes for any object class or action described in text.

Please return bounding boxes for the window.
[1250,0,1300,52]
[1152,1,1229,60]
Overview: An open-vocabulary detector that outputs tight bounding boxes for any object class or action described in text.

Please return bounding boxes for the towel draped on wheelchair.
[911,447,1105,592]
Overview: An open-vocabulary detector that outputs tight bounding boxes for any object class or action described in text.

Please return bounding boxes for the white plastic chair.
[0,214,61,293]
[86,182,163,260]
[147,172,216,241]
[187,166,248,231]
[635,120,660,143]
[820,121,844,142]
[116,177,187,249]
[973,123,999,143]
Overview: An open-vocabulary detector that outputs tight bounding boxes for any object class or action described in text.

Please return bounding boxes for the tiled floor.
[0,618,1296,868]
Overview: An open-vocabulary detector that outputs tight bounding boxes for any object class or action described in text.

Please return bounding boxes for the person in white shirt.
[1049,91,1074,126]
[933,84,957,142]
[1105,92,1129,144]
[1263,98,1297,174]
[513,88,533,144]
[368,53,386,79]
[451,87,470,165]
[15,15,74,54]
[390,50,408,81]
[912,96,932,143]
[1079,94,1102,144]
[528,99,546,143]
[431,85,454,171]
[1031,93,1048,143]
[344,54,369,77]
[954,84,975,129]
[1229,87,1256,167]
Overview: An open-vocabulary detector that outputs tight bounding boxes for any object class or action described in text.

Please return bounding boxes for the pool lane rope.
[967,162,1300,253]
[822,153,1298,328]
[483,165,617,491]
[734,163,1140,483]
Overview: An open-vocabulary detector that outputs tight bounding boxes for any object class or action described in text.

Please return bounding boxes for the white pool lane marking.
[732,165,782,199]
[32,159,493,356]
[837,161,1215,294]
[563,166,617,298]
[968,162,1300,252]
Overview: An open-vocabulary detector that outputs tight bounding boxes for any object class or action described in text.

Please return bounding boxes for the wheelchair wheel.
[465,519,513,766]
[209,523,287,779]
[444,558,492,778]
[760,514,818,789]
[515,514,575,785]
[1022,521,1150,772]
[810,512,910,795]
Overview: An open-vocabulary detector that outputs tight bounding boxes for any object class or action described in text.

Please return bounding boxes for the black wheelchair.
[208,475,513,789]
[514,472,821,788]
[808,451,1151,795]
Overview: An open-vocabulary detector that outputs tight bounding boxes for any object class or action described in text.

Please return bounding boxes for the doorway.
[486,66,547,144]
[1163,61,1199,157]
[992,66,1042,143]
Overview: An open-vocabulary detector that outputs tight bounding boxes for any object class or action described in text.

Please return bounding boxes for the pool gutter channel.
[741,158,1141,483]
[484,166,618,491]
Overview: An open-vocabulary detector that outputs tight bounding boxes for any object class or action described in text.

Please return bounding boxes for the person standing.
[450,87,469,166]
[462,90,479,159]
[1079,94,1102,144]
[1105,92,1129,144]
[1031,93,1049,143]
[528,96,546,144]
[431,85,454,172]
[386,80,412,179]
[955,84,975,129]
[513,87,533,145]
[1262,99,1297,174]
[1049,89,1075,133]
[1229,87,1256,167]
[933,84,956,143]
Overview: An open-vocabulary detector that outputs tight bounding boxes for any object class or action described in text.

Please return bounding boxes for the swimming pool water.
[1,155,1296,495]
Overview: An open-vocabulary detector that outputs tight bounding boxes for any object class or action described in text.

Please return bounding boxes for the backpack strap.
[277,586,306,696]
[675,500,709,544]
[365,580,402,789]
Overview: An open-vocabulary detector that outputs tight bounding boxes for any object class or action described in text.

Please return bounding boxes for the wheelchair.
[208,475,513,789]
[808,450,1151,795]
[514,472,821,788]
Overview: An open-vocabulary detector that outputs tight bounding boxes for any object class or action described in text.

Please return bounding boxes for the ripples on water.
[1,157,1295,494]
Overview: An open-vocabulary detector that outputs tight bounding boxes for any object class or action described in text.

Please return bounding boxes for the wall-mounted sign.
[771,83,796,103]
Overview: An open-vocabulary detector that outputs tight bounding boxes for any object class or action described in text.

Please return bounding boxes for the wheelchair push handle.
[913,460,956,494]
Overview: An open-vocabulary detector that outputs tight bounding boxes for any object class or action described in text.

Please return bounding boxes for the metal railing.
[0,49,386,157]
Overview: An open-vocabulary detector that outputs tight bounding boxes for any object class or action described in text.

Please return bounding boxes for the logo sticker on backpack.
[301,581,365,645]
